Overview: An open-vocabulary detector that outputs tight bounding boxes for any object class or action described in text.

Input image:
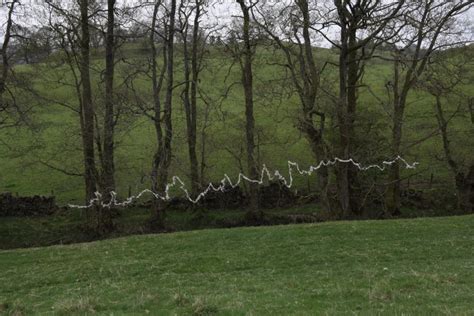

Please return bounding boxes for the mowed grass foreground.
[1,215,473,315]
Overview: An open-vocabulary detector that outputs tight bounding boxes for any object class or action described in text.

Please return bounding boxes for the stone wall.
[0,193,57,217]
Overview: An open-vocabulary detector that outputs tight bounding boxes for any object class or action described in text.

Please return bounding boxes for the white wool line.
[68,156,419,209]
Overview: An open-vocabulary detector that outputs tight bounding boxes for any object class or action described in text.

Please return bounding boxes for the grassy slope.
[0,48,312,204]
[1,46,472,205]
[1,215,473,315]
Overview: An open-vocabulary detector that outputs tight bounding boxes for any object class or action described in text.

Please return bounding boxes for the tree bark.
[464,165,474,213]
[297,0,329,210]
[237,0,258,211]
[435,95,473,213]
[102,0,116,199]
[150,0,164,197]
[0,1,18,118]
[386,50,403,216]
[300,118,329,207]
[79,0,98,204]
[335,4,351,217]
[189,0,201,194]
[346,24,362,215]
[0,2,16,93]
[152,0,176,224]
[149,0,167,226]
[91,0,117,233]
[182,0,202,195]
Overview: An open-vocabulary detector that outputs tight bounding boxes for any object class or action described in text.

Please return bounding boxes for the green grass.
[1,214,473,314]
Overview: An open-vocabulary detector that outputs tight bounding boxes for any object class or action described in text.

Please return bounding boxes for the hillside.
[1,215,474,314]
[1,44,472,206]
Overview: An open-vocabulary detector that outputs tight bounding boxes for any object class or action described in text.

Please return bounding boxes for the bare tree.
[330,0,405,216]
[148,0,167,212]
[120,1,177,225]
[0,1,17,102]
[385,0,473,215]
[101,0,116,198]
[78,0,99,205]
[235,0,259,211]
[252,0,330,210]
[422,48,474,212]
[0,0,30,129]
[149,0,177,225]
[42,0,121,231]
[179,0,206,195]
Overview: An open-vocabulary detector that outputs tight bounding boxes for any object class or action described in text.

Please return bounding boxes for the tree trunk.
[199,100,211,187]
[102,0,116,199]
[463,165,474,213]
[386,112,403,216]
[386,51,404,216]
[455,167,473,213]
[300,118,330,210]
[189,1,201,194]
[435,94,474,213]
[346,26,361,215]
[153,0,176,224]
[0,1,17,99]
[182,1,201,195]
[298,0,329,210]
[333,0,406,217]
[336,21,351,217]
[150,1,163,195]
[0,1,20,130]
[237,0,258,211]
[92,0,116,233]
[149,0,168,227]
[79,0,97,205]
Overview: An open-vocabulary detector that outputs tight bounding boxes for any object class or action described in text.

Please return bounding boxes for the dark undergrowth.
[1,201,471,250]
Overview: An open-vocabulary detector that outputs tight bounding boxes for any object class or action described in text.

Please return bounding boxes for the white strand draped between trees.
[69,155,419,209]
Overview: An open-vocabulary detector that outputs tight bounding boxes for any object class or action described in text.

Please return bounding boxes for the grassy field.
[1,214,473,315]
